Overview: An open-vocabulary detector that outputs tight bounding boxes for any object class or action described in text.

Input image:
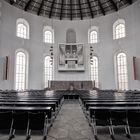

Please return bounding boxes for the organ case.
[58,43,85,71]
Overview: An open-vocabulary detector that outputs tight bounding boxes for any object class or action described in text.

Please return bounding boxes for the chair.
[110,110,130,138]
[128,110,140,135]
[0,111,12,130]
[91,109,113,140]
[27,112,48,140]
[9,112,29,140]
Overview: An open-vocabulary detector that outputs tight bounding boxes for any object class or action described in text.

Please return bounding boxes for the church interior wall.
[0,1,140,90]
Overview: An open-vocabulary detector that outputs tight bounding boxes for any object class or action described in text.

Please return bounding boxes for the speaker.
[133,57,140,80]
[3,56,9,80]
[133,57,136,80]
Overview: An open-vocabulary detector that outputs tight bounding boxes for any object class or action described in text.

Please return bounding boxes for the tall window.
[15,51,28,90]
[113,19,126,39]
[43,26,54,43]
[44,56,53,88]
[90,31,98,44]
[91,56,99,88]
[16,18,29,39]
[44,31,53,43]
[117,53,128,90]
[88,26,98,44]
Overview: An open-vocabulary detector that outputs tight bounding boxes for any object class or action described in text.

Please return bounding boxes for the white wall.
[0,1,140,90]
[0,1,3,88]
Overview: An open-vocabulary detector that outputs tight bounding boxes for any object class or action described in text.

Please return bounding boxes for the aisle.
[47,101,94,140]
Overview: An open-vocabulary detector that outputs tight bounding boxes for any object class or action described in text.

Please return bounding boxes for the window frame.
[116,52,128,90]
[14,49,28,91]
[113,19,126,40]
[88,26,98,44]
[16,18,29,39]
[90,55,99,88]
[44,56,53,88]
[43,26,54,44]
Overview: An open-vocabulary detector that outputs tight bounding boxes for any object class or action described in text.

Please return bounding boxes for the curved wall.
[0,1,140,90]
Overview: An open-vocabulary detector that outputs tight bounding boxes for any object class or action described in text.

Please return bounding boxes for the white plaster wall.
[0,1,3,87]
[0,1,140,90]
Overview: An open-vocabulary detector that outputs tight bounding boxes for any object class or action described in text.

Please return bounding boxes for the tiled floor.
[0,101,140,140]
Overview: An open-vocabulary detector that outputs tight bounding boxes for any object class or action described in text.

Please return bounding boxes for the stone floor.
[47,100,95,140]
[0,100,140,140]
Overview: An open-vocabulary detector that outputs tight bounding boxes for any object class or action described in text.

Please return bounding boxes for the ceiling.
[4,0,136,20]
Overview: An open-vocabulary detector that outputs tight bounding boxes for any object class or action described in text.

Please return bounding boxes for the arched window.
[44,56,53,88]
[15,50,28,90]
[88,26,98,44]
[43,26,54,43]
[117,53,128,90]
[113,19,126,39]
[91,56,99,88]
[90,31,98,44]
[16,18,29,39]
